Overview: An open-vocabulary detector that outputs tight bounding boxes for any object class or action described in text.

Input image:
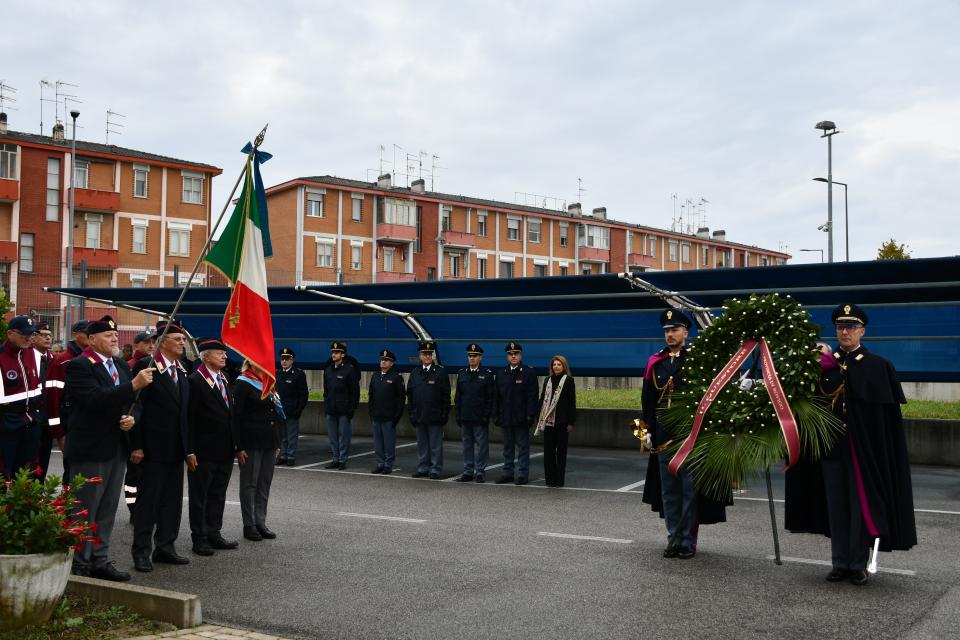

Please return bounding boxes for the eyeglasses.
[835,325,863,333]
[467,354,480,358]
[280,356,293,359]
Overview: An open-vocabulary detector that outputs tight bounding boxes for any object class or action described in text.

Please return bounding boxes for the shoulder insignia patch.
[87,356,97,364]
[855,353,864,361]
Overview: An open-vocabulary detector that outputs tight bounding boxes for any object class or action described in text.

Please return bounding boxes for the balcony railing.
[0,178,18,202]
[74,188,121,213]
[440,230,475,248]
[627,253,659,269]
[72,247,119,270]
[376,223,417,242]
[578,246,611,262]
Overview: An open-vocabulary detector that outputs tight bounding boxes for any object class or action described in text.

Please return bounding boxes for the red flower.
[87,522,98,533]
[33,465,43,477]
[88,476,103,485]
[76,508,89,518]
[72,544,84,552]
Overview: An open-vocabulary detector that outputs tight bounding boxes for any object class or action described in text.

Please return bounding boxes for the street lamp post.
[799,248,824,263]
[67,110,79,329]
[815,121,840,263]
[813,177,848,261]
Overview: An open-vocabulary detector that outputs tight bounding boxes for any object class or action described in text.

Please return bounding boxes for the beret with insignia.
[86,315,117,336]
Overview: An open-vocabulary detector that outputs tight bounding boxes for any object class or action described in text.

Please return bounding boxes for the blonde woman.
[534,355,576,487]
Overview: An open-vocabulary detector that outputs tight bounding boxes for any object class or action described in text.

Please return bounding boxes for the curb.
[66,575,202,628]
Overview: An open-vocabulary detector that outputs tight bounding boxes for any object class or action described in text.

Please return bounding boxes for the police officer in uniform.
[0,316,42,478]
[322,341,360,470]
[368,349,405,474]
[407,341,450,479]
[276,347,308,466]
[786,304,916,586]
[454,344,495,483]
[493,341,539,485]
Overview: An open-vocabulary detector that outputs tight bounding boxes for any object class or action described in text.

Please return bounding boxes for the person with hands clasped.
[64,315,155,582]
[534,356,576,488]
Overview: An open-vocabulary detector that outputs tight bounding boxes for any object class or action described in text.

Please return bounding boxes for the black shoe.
[826,568,849,582]
[495,476,514,484]
[454,474,474,482]
[338,462,347,470]
[371,467,383,474]
[208,534,239,550]
[676,545,695,560]
[474,475,485,483]
[663,545,679,558]
[243,526,263,541]
[286,459,296,466]
[411,471,429,478]
[324,461,340,469]
[90,562,131,582]
[71,564,91,577]
[257,526,276,539]
[152,550,190,565]
[381,468,392,475]
[849,570,869,586]
[429,473,440,480]
[133,556,153,573]
[192,543,215,557]
[515,478,528,485]
[278,457,288,465]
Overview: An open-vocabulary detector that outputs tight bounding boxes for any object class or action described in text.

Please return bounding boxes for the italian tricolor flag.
[204,153,275,395]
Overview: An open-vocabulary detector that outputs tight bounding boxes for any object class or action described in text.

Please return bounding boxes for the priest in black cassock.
[786,303,916,586]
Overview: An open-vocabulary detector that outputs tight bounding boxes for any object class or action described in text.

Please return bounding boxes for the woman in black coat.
[232,361,283,541]
[534,355,576,487]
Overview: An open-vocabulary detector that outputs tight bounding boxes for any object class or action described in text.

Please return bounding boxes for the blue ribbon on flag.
[241,142,274,258]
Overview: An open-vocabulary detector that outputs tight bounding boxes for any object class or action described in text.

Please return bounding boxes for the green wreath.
[659,293,843,500]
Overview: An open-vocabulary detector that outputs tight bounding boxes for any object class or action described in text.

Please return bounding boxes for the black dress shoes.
[428,473,440,480]
[515,478,528,485]
[371,467,383,474]
[285,459,296,466]
[454,474,474,482]
[71,564,91,577]
[663,545,679,558]
[849,570,869,586]
[152,550,190,565]
[208,534,239,550]
[324,461,340,469]
[90,562,131,582]
[381,468,392,475]
[826,568,850,582]
[474,475,485,483]
[192,542,215,556]
[495,476,514,484]
[133,556,153,572]
[243,526,263,541]
[411,471,429,478]
[257,526,277,539]
[676,545,696,560]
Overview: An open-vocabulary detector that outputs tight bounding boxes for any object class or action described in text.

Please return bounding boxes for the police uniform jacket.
[63,348,136,463]
[277,366,309,419]
[406,364,451,425]
[323,361,360,417]
[231,377,281,452]
[0,339,42,429]
[493,364,539,428]
[186,366,235,462]
[368,368,405,422]
[455,366,495,424]
[130,355,189,464]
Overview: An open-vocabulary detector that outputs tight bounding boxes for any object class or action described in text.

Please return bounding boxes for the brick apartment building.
[261,173,790,286]
[0,114,221,340]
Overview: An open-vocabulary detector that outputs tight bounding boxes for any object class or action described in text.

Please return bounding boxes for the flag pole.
[126,124,268,411]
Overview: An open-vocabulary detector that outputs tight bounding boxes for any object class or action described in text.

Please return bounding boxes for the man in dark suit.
[186,338,239,556]
[64,315,155,581]
[130,320,190,572]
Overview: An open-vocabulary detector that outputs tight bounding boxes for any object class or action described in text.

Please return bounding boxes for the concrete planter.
[0,549,73,630]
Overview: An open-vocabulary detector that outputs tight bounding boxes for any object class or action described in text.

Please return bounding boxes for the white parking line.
[768,555,917,576]
[538,531,633,544]
[730,496,960,516]
[337,512,426,524]
[615,479,646,492]
[292,442,418,470]
[482,452,545,471]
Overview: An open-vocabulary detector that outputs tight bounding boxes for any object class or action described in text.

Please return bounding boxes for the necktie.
[170,365,178,383]
[106,359,119,386]
[217,374,229,406]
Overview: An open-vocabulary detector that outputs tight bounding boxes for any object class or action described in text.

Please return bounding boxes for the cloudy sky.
[4,1,958,262]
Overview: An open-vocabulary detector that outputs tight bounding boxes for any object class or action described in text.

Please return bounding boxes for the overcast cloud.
[4,0,959,262]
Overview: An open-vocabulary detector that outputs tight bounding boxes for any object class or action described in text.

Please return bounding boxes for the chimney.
[592,207,607,220]
[0,112,7,134]
[52,122,65,142]
[567,202,582,216]
[712,229,726,242]
[377,173,392,189]
[411,178,425,194]
[697,226,710,239]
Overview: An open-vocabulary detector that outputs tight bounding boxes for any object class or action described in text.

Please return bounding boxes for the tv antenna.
[378,144,386,176]
[106,109,126,144]
[576,177,586,204]
[671,193,678,231]
[53,80,81,129]
[430,154,442,191]
[0,81,17,114]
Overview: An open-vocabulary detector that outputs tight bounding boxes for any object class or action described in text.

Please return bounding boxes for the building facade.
[0,117,221,340]
[261,173,790,286]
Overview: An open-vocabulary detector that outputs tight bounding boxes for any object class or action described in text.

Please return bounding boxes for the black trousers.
[822,440,871,571]
[543,426,570,487]
[124,459,143,513]
[131,460,184,559]
[37,424,53,481]
[188,459,233,543]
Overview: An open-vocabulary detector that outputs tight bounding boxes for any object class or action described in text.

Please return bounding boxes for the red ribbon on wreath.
[668,338,801,477]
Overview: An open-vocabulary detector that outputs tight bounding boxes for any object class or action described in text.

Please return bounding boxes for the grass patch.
[0,595,175,640]
[310,389,959,418]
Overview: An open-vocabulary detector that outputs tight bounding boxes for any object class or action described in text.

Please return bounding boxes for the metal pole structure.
[827,133,833,263]
[843,182,849,262]
[765,467,783,565]
[67,110,79,330]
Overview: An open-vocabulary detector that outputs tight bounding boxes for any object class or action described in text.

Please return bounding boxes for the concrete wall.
[300,401,958,467]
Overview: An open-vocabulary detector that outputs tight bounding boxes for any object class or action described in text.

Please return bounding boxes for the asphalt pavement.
[49,435,960,640]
